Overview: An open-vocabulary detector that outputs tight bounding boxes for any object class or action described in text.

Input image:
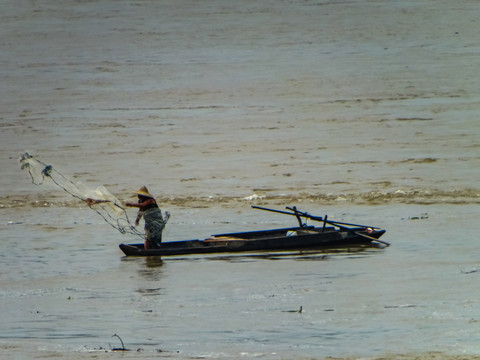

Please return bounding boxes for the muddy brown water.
[1,0,479,358]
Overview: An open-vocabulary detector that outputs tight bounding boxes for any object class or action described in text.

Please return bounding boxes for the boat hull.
[119,226,386,257]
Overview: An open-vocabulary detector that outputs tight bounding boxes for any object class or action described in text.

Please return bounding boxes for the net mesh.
[19,152,144,239]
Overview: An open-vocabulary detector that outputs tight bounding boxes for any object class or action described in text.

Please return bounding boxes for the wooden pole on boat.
[252,205,389,246]
[322,215,328,232]
[354,231,390,247]
[253,205,367,228]
[251,205,296,216]
[285,207,375,229]
[292,206,305,228]
[285,207,389,246]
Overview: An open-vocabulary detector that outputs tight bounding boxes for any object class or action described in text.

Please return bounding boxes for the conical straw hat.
[133,186,153,198]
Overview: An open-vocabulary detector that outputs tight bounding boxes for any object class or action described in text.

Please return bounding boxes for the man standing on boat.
[125,186,170,250]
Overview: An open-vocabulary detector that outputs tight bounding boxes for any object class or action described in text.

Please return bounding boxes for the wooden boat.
[119,206,388,257]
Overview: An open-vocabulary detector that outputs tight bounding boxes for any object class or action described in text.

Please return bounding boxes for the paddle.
[353,231,390,247]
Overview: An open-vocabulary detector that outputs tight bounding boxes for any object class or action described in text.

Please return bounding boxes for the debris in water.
[111,334,130,351]
[462,268,480,274]
[282,306,303,313]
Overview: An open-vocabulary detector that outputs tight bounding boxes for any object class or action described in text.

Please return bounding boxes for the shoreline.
[2,187,479,210]
[1,342,479,360]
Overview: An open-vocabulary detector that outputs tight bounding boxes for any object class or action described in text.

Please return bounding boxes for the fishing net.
[19,152,144,239]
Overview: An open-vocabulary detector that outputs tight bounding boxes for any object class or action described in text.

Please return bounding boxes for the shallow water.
[2,204,480,359]
[1,0,480,359]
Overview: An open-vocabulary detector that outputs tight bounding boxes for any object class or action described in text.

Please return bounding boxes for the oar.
[284,207,389,246]
[354,231,390,247]
[253,205,372,229]
[251,205,296,216]
[253,205,389,246]
[285,207,377,229]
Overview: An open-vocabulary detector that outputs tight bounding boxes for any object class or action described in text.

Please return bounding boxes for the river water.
[1,0,480,359]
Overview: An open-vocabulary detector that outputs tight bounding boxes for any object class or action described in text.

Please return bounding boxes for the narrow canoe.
[119,225,387,257]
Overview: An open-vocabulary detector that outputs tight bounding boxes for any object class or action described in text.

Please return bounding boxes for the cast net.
[19,152,144,239]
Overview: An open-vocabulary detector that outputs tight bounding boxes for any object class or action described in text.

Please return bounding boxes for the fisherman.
[125,186,170,250]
